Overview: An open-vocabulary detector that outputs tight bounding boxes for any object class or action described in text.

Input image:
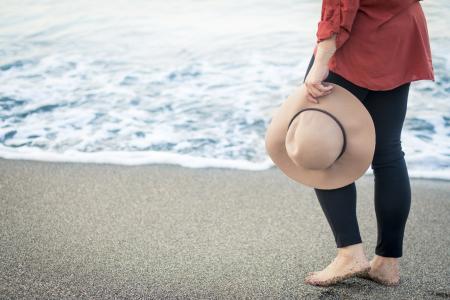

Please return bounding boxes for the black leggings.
[303,54,411,258]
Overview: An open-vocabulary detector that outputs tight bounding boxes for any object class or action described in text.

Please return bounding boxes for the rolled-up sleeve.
[316,0,360,50]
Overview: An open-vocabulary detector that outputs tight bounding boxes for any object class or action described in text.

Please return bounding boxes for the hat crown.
[285,109,345,170]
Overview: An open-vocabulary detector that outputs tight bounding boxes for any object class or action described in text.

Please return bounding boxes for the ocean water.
[1,0,449,180]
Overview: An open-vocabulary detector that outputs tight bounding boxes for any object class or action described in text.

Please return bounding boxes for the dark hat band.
[287,108,347,160]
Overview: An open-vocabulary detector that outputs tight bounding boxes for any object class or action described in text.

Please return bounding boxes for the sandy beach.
[0,157,449,299]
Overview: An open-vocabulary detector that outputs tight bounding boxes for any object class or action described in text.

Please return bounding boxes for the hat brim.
[265,83,376,190]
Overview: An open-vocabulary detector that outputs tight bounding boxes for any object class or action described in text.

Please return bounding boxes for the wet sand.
[1,158,449,299]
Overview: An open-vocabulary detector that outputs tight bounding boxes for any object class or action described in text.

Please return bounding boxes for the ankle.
[337,243,367,259]
[371,255,399,268]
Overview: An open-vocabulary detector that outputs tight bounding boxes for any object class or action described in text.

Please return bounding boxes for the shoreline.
[1,157,449,298]
[0,155,449,182]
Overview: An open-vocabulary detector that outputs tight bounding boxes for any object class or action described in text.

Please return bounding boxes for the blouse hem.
[329,68,435,91]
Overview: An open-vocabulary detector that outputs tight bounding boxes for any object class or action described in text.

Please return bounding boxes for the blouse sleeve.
[316,0,360,50]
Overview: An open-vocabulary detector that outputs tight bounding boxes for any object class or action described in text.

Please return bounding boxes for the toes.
[305,277,322,286]
[305,271,318,281]
[304,277,318,285]
[304,273,318,284]
[305,270,326,280]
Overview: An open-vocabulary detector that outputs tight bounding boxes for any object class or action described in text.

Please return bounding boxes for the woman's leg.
[360,83,412,258]
[354,82,412,286]
[314,183,363,247]
[303,54,369,249]
[303,54,372,285]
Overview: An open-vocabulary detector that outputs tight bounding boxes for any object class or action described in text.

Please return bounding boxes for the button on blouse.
[312,0,435,91]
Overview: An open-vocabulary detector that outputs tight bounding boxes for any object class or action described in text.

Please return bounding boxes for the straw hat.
[265,83,376,190]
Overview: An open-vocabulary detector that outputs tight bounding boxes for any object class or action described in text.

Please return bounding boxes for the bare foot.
[359,255,400,286]
[304,243,371,286]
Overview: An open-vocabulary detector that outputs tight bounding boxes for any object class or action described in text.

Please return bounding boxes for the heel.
[356,268,401,286]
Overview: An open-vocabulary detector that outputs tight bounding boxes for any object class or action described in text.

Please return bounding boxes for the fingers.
[307,84,321,98]
[307,92,319,104]
[305,82,334,104]
[316,82,334,93]
[307,90,333,104]
[307,82,333,97]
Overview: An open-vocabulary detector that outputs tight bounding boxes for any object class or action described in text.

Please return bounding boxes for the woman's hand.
[305,34,337,104]
[304,60,333,104]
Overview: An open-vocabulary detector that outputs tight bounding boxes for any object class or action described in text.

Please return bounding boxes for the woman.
[302,0,434,286]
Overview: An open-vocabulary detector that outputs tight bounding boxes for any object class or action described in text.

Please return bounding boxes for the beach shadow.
[303,280,370,299]
[427,289,450,299]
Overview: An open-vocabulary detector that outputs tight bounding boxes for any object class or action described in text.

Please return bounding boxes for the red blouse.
[312,0,435,91]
